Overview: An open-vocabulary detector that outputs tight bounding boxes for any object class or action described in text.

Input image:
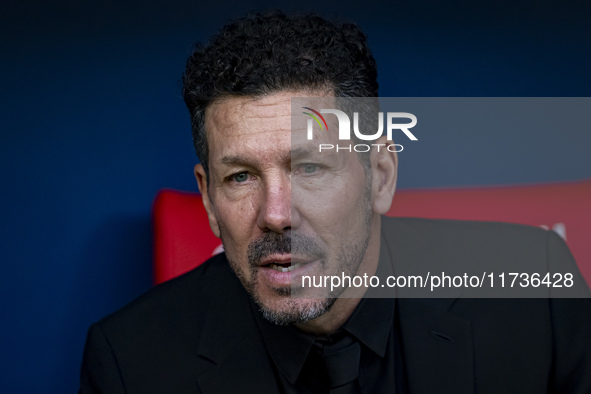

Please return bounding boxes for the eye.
[293,163,323,176]
[302,164,318,174]
[232,172,249,182]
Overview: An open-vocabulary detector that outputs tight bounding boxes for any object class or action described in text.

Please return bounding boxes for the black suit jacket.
[80,218,591,393]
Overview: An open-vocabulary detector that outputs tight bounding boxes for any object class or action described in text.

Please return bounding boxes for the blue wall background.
[1,0,589,392]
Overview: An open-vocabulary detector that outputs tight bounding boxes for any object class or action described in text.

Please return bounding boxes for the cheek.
[214,197,259,258]
[298,177,370,244]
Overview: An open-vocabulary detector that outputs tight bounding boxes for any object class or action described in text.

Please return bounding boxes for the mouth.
[264,262,304,272]
[257,255,317,285]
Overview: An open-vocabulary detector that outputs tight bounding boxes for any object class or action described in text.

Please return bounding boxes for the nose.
[257,174,291,233]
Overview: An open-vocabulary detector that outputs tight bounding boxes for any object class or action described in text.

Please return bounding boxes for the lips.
[257,255,317,286]
[259,255,311,271]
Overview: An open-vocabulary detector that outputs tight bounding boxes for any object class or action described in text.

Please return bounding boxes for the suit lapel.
[195,336,278,393]
[383,218,475,394]
[194,264,279,393]
[398,299,474,394]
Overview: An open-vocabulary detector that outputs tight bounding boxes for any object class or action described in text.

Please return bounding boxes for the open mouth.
[264,262,303,272]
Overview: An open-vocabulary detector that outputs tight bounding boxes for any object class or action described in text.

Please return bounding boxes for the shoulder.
[382,217,581,282]
[92,252,240,347]
[382,216,563,258]
[80,253,259,391]
[383,216,550,242]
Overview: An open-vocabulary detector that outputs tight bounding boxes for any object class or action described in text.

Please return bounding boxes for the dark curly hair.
[182,11,378,176]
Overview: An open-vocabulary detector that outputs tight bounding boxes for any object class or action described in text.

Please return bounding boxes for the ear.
[194,163,221,238]
[371,136,398,214]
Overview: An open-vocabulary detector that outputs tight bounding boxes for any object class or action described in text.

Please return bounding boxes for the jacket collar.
[194,261,280,393]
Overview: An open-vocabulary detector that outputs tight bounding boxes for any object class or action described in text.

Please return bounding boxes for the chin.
[254,290,336,326]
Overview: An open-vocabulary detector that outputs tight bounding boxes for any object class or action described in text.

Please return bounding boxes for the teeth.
[268,263,302,272]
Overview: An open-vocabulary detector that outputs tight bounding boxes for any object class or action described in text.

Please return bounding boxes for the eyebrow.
[290,147,319,161]
[220,155,252,166]
[220,150,294,166]
[290,146,339,162]
[218,146,328,167]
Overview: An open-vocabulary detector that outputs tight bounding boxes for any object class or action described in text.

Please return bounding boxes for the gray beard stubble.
[220,170,373,325]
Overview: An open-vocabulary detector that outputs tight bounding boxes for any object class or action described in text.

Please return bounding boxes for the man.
[80,11,591,393]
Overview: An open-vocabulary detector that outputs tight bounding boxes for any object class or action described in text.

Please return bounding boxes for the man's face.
[196,91,380,325]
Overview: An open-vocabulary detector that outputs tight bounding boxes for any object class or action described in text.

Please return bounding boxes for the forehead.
[206,93,291,134]
[204,91,336,161]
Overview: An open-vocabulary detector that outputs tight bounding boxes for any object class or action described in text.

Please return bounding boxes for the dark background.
[1,0,590,392]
